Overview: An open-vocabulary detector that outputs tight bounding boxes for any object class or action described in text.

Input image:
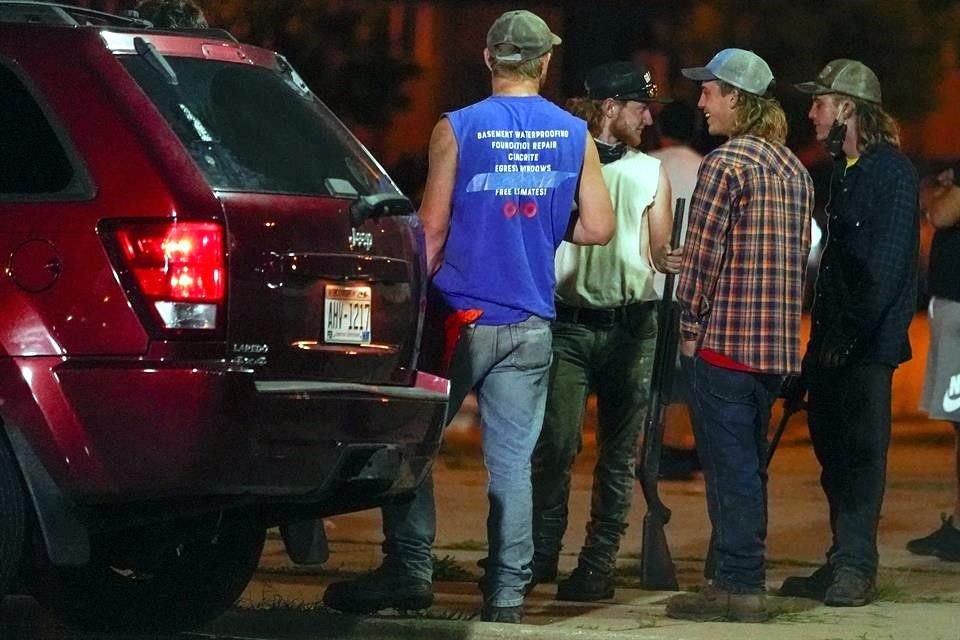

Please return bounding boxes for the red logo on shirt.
[502,201,538,219]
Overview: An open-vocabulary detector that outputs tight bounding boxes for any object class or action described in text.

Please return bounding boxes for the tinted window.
[0,63,75,194]
[120,55,399,197]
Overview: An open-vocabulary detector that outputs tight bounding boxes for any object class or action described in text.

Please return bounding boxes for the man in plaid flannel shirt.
[665,49,813,622]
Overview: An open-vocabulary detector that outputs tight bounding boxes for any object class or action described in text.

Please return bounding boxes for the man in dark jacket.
[783,59,919,606]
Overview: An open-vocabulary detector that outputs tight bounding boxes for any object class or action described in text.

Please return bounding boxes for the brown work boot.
[666,584,768,622]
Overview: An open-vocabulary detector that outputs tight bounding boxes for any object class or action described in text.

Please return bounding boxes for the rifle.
[638,197,686,591]
[766,373,807,470]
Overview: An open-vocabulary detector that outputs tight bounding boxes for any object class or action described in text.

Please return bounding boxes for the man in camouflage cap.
[781,60,919,607]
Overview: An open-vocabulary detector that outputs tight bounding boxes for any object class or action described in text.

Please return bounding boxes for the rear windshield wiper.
[132,36,213,143]
[134,36,178,85]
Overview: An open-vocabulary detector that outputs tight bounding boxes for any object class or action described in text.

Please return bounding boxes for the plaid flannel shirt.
[677,135,813,375]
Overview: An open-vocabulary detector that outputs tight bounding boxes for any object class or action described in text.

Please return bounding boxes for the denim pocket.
[700,358,754,403]
[510,318,553,370]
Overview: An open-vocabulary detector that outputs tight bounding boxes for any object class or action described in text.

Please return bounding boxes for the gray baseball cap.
[486,10,561,63]
[794,59,882,105]
[681,48,774,96]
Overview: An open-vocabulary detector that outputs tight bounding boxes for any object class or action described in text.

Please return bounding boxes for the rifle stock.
[638,197,686,591]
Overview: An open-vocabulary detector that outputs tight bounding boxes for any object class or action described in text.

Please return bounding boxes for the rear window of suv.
[120,54,400,198]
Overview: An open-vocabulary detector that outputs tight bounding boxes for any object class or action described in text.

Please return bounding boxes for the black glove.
[815,323,858,369]
[780,371,807,413]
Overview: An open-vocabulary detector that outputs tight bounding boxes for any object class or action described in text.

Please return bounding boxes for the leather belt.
[554,301,656,327]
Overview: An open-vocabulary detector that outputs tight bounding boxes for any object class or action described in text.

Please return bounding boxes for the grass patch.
[417,608,478,621]
[769,608,836,625]
[875,580,913,603]
[432,554,475,581]
[236,594,326,612]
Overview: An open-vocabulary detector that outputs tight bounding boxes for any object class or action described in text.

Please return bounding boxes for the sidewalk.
[220,415,960,640]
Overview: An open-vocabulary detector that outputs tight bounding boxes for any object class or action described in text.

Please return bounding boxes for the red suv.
[0,2,447,632]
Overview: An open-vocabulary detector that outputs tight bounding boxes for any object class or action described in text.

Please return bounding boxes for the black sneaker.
[823,567,877,607]
[555,565,614,602]
[480,604,523,623]
[779,564,833,601]
[907,514,960,560]
[323,566,433,614]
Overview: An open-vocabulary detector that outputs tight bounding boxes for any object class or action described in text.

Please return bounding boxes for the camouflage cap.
[794,59,882,105]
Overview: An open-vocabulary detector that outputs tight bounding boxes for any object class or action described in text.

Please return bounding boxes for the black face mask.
[826,121,847,159]
[595,139,626,165]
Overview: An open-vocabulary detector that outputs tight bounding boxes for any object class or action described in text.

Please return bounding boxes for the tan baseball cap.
[486,10,561,63]
[794,59,882,104]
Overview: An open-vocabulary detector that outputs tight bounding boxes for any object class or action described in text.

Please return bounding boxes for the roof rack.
[0,1,151,27]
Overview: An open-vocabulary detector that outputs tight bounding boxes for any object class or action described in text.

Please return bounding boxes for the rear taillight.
[113,222,225,330]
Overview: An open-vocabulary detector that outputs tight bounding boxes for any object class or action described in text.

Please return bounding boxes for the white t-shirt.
[554,149,661,307]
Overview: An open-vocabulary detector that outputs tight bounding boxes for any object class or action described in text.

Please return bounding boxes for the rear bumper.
[43,361,448,514]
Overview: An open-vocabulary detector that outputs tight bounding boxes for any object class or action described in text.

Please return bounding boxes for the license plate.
[324,285,372,344]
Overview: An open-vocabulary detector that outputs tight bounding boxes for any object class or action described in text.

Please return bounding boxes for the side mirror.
[349,193,415,227]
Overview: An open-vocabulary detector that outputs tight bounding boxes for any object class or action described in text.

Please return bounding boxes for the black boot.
[525,556,558,594]
[823,567,876,607]
[323,565,433,614]
[555,565,615,601]
[779,564,834,601]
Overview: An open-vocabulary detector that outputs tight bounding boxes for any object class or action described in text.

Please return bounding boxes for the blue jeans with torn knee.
[381,315,552,608]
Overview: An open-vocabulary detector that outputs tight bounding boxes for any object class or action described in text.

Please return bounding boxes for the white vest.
[554,149,661,308]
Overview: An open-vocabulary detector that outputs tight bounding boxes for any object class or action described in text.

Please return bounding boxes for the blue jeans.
[684,356,782,593]
[381,315,552,607]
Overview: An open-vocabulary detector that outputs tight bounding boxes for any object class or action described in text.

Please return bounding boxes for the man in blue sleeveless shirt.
[324,10,614,623]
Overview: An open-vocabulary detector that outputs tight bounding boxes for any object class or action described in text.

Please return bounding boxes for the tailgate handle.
[349,193,414,227]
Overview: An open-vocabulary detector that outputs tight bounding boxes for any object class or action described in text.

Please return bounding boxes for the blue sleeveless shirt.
[433,95,587,325]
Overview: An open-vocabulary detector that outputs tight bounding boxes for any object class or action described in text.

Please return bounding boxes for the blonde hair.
[719,81,788,144]
[565,97,604,137]
[852,99,900,151]
[490,52,547,81]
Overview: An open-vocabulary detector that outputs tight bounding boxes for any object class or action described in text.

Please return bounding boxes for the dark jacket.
[809,143,919,367]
